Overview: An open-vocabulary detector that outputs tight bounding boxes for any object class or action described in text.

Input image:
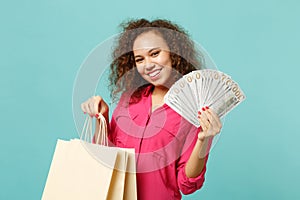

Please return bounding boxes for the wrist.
[197,132,213,143]
[197,132,206,142]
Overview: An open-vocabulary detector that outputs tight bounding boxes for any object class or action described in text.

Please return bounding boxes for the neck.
[152,85,169,97]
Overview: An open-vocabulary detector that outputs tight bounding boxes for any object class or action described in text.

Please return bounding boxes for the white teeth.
[148,69,161,77]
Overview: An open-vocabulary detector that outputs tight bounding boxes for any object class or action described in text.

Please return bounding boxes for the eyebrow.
[134,47,160,58]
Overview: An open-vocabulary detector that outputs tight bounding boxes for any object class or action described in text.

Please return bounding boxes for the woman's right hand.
[81,96,109,118]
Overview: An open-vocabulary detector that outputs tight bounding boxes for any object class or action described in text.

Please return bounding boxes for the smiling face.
[133,31,174,88]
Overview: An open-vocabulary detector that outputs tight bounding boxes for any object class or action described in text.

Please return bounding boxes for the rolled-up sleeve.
[176,133,209,195]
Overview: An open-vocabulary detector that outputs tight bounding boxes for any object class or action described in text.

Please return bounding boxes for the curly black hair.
[109,18,203,102]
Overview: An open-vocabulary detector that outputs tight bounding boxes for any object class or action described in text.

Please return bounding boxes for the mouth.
[148,69,162,79]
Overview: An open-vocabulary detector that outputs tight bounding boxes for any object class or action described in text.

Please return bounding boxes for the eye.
[151,50,160,57]
[135,58,143,63]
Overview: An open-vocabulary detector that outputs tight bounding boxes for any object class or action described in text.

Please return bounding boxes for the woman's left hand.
[197,106,222,141]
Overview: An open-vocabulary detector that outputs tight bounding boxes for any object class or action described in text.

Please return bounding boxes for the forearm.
[184,137,212,178]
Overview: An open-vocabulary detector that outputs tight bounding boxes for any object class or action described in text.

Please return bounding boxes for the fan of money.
[164,69,246,128]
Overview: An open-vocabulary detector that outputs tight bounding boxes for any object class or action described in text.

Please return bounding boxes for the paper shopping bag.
[85,113,137,199]
[122,148,137,200]
[79,142,138,200]
[106,147,128,200]
[42,139,129,200]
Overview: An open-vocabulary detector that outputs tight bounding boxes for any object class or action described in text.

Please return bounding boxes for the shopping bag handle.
[80,113,108,146]
[95,113,108,146]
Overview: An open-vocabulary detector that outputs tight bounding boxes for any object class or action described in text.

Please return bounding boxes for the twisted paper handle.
[95,113,108,146]
[80,113,108,146]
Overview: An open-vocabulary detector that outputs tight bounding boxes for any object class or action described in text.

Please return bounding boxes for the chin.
[151,80,170,88]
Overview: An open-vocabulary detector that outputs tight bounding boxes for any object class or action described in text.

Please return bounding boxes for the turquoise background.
[1,0,299,199]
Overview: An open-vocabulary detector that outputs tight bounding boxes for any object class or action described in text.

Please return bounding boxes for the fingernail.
[84,112,86,114]
[95,114,99,118]
[202,107,206,111]
[198,111,201,115]
[206,106,209,109]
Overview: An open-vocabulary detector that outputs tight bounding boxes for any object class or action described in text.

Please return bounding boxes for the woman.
[81,18,222,199]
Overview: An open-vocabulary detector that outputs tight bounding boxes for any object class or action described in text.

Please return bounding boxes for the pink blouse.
[108,85,209,200]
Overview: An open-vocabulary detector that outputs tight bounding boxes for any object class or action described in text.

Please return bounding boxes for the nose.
[144,58,155,71]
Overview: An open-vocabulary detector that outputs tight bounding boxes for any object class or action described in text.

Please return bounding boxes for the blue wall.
[1,0,299,199]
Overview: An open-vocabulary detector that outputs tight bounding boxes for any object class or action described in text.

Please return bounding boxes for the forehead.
[132,31,170,52]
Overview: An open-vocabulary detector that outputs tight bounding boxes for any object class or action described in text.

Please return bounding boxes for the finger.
[93,96,102,116]
[87,98,96,117]
[201,108,213,128]
[198,116,208,132]
[204,110,214,124]
[198,112,209,132]
[81,102,87,114]
[197,113,205,130]
[207,108,222,128]
[82,102,91,116]
[206,109,222,135]
[200,107,209,122]
[201,112,217,136]
[202,107,222,136]
[206,112,220,131]
[99,100,106,115]
[88,103,96,117]
[208,108,221,124]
